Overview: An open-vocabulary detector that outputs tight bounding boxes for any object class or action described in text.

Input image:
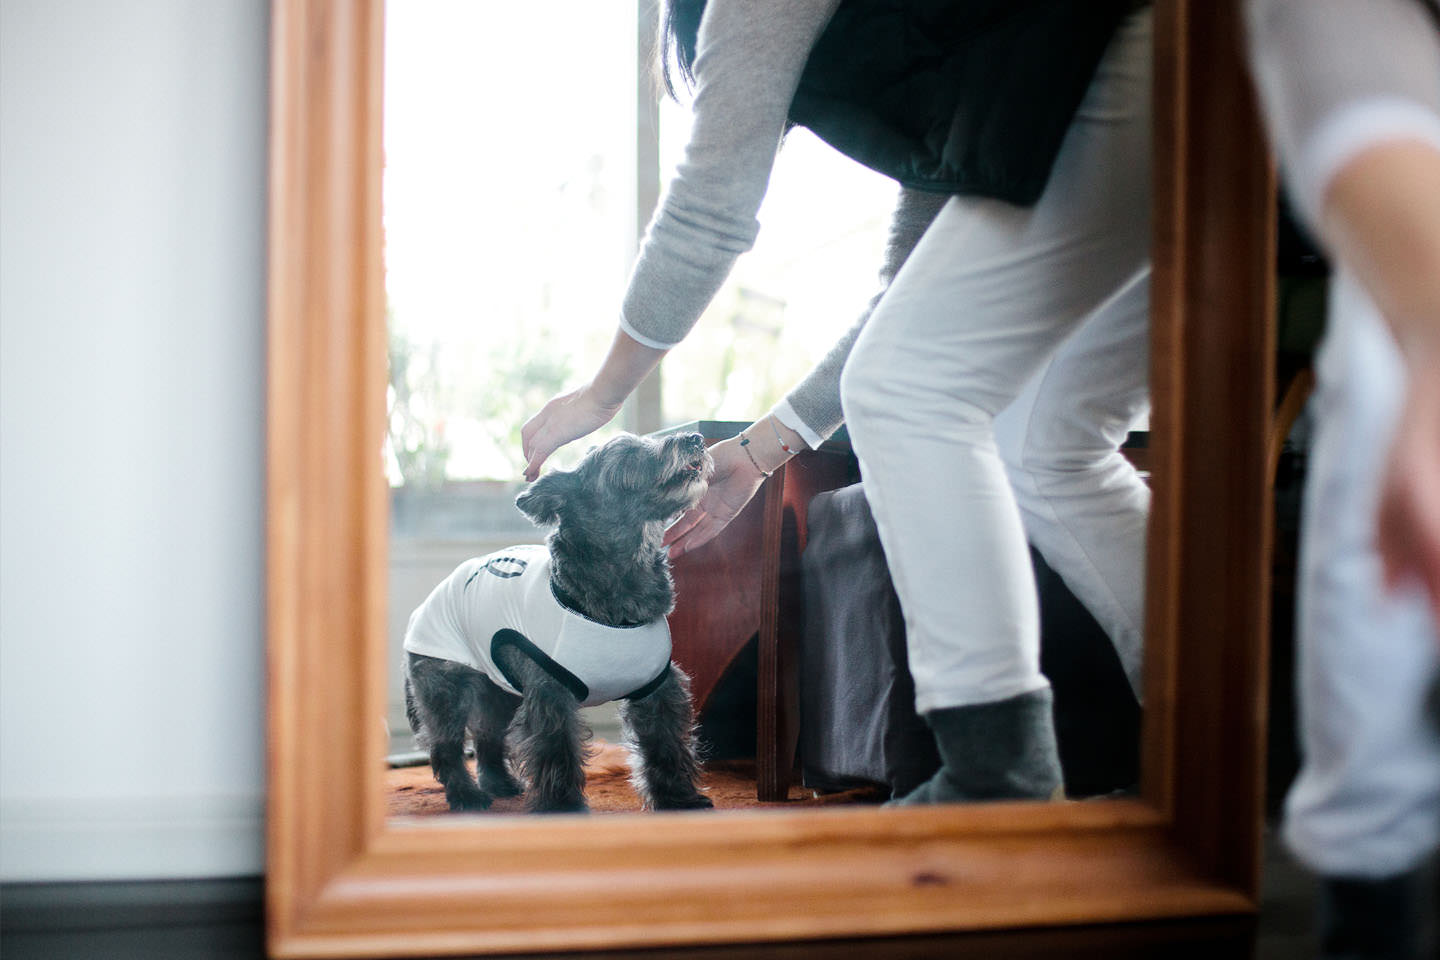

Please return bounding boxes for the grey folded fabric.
[798,483,938,797]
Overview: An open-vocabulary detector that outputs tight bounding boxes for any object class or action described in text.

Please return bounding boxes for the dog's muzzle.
[676,433,708,478]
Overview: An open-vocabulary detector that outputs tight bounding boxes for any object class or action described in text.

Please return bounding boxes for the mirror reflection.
[384,0,1151,817]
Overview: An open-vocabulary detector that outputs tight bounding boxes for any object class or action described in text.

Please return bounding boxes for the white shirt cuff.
[768,399,824,451]
[1293,96,1440,225]
[617,313,681,351]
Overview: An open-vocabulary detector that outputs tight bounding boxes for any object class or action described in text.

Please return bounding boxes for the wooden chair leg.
[755,470,794,802]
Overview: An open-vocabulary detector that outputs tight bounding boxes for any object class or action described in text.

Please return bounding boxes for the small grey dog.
[403,431,715,814]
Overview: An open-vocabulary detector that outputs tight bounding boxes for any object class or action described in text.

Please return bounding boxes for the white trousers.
[840,10,1153,713]
[1283,272,1440,878]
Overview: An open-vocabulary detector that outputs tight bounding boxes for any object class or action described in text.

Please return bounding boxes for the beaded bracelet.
[767,415,796,455]
[738,432,771,478]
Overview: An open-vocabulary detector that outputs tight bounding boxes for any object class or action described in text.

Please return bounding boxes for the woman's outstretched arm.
[521,0,840,476]
[1247,0,1440,618]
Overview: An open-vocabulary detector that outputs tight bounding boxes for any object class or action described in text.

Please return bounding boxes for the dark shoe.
[1317,860,1438,960]
[891,688,1063,805]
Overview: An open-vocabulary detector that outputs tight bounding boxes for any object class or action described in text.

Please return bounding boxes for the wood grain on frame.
[265,1,1275,955]
[1144,0,1276,896]
[265,0,388,942]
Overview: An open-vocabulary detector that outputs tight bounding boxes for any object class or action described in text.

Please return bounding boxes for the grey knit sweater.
[619,0,881,445]
[621,0,840,355]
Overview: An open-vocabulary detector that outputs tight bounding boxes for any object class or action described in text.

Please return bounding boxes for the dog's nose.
[682,433,705,453]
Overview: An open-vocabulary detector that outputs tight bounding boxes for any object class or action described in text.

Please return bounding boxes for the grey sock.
[892,688,1063,805]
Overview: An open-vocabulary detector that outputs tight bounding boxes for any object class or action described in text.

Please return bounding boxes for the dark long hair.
[658,0,706,100]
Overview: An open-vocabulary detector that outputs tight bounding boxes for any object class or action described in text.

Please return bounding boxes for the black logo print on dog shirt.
[465,555,529,588]
[483,555,529,579]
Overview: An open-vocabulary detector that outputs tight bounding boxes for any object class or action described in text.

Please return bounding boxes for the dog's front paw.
[479,766,523,799]
[654,793,713,811]
[445,788,493,813]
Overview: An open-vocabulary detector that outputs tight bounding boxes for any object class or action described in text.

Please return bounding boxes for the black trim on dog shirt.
[549,580,647,628]
[405,546,673,707]
[490,628,591,703]
[622,662,673,702]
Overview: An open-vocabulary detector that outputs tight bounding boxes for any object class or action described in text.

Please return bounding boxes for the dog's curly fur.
[404,431,715,813]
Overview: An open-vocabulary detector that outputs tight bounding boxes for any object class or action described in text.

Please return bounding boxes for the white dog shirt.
[403,544,672,707]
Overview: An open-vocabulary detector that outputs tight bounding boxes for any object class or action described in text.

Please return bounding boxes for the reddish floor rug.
[388,741,883,816]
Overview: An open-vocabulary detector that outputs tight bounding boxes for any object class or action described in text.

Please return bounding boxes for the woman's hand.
[521,386,621,481]
[664,437,770,558]
[521,328,669,480]
[1377,369,1440,626]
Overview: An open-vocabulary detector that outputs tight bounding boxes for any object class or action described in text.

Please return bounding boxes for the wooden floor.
[387,741,884,816]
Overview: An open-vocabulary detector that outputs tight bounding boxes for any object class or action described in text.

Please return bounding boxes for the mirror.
[266,0,1275,954]
[381,0,1153,818]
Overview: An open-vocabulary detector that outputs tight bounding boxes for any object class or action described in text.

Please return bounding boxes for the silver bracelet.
[738,432,771,478]
[767,415,797,455]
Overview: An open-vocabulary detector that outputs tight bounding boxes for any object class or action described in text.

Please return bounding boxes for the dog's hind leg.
[618,664,713,811]
[405,652,493,812]
[495,646,590,813]
[469,677,523,799]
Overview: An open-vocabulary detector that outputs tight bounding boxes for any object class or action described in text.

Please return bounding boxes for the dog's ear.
[515,470,574,526]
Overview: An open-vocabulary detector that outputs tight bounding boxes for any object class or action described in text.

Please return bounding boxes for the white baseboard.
[0,793,264,882]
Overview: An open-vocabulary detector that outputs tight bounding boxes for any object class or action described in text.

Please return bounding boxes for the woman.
[523,0,1153,803]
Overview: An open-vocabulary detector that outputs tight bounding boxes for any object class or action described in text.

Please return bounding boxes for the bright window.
[383,0,895,486]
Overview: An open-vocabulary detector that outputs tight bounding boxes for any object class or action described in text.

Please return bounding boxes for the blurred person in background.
[1248,1,1440,956]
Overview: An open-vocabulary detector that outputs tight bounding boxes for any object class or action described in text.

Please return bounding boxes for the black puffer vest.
[788,0,1142,205]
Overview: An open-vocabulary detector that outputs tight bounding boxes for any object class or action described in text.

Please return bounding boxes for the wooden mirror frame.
[265,0,1275,954]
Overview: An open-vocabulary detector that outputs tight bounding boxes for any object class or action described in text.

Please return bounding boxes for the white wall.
[0,0,270,881]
